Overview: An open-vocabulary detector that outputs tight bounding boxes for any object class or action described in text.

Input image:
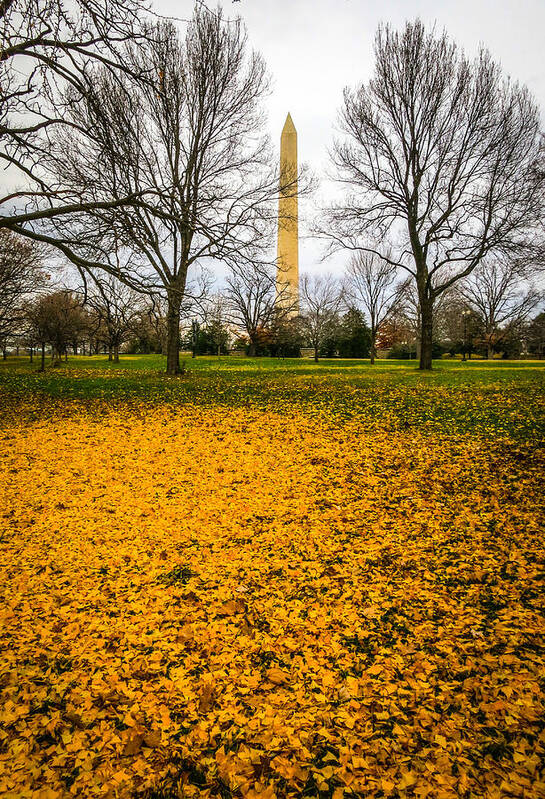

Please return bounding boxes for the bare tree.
[300,273,343,362]
[0,0,150,232]
[126,294,171,355]
[438,296,482,359]
[224,264,274,357]
[526,312,545,359]
[459,257,542,358]
[0,229,46,356]
[224,261,297,356]
[205,293,231,358]
[179,265,216,358]
[24,9,296,375]
[345,252,403,364]
[84,275,143,362]
[25,297,50,371]
[324,20,545,370]
[394,279,460,359]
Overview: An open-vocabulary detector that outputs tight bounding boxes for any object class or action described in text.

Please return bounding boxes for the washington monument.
[276,113,299,314]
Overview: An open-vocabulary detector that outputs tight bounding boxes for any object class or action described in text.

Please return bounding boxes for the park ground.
[0,356,544,798]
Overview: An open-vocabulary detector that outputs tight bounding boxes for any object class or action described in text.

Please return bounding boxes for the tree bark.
[114,345,119,363]
[487,342,493,360]
[370,327,376,365]
[314,345,319,363]
[419,297,433,370]
[29,347,33,363]
[248,340,256,357]
[166,294,181,375]
[108,346,113,361]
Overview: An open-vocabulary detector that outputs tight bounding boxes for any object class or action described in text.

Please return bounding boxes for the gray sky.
[159,0,545,274]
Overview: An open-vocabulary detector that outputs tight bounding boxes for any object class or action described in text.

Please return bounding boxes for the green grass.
[1,354,544,441]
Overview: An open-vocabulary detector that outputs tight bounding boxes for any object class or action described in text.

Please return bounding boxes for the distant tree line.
[1,224,543,365]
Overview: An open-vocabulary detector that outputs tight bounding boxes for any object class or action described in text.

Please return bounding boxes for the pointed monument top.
[282,112,296,133]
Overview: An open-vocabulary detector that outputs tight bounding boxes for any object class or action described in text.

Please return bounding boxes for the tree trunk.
[108,346,112,361]
[370,328,376,365]
[114,345,119,363]
[314,345,319,363]
[2,347,6,360]
[419,297,433,370]
[16,345,19,356]
[40,343,45,372]
[487,342,493,360]
[29,347,33,363]
[166,294,181,375]
[248,340,256,357]
[64,350,68,362]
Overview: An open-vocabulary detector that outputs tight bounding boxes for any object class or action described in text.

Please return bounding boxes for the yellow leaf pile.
[0,402,544,798]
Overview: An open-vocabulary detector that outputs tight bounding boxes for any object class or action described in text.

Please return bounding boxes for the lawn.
[1,354,545,439]
[0,356,544,798]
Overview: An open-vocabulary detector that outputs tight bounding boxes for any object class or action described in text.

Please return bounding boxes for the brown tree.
[326,20,545,369]
[299,273,343,363]
[0,229,46,356]
[345,252,403,364]
[26,290,86,369]
[459,257,542,358]
[526,312,545,359]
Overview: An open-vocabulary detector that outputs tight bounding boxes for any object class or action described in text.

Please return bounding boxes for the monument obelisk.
[276,113,299,315]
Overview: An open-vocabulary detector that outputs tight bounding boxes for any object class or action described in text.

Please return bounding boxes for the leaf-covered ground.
[1,355,544,440]
[0,360,544,798]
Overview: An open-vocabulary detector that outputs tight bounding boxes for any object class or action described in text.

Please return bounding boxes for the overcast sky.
[159,0,545,275]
